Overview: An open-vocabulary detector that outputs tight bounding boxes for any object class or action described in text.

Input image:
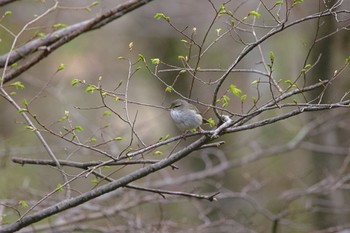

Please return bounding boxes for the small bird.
[169,99,203,132]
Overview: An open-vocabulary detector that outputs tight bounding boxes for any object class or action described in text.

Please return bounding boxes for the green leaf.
[269,51,275,65]
[221,95,231,107]
[275,0,283,5]
[151,58,160,65]
[11,62,17,68]
[115,137,123,141]
[229,84,242,97]
[57,183,64,192]
[85,85,97,93]
[241,94,247,102]
[71,79,80,86]
[19,200,29,208]
[165,86,173,92]
[88,137,97,142]
[345,56,350,64]
[22,99,28,107]
[252,96,257,104]
[292,0,303,6]
[74,126,84,131]
[158,134,170,142]
[10,81,25,89]
[91,178,98,184]
[114,97,120,102]
[154,12,170,22]
[251,80,259,85]
[219,4,226,15]
[58,115,68,122]
[57,63,65,71]
[18,108,27,113]
[301,64,311,73]
[91,1,99,7]
[154,150,163,156]
[53,23,68,30]
[103,111,111,116]
[138,54,146,62]
[207,117,216,127]
[34,32,46,38]
[248,11,261,18]
[5,11,12,16]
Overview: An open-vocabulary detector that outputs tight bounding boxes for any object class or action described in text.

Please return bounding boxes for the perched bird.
[169,99,203,132]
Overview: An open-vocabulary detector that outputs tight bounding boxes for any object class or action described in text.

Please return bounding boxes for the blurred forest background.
[1,0,350,232]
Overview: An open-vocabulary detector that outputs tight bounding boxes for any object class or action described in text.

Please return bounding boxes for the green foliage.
[165,86,173,92]
[53,24,68,30]
[275,0,283,5]
[138,54,146,63]
[74,126,84,131]
[19,200,29,208]
[252,96,257,104]
[4,11,12,16]
[158,134,170,142]
[218,95,231,107]
[207,117,216,127]
[269,51,275,65]
[57,63,65,72]
[345,56,350,63]
[301,64,311,73]
[292,0,304,6]
[85,1,99,12]
[22,99,28,107]
[154,13,170,22]
[103,111,111,116]
[85,85,97,93]
[151,58,160,65]
[241,94,247,102]
[88,137,97,143]
[91,178,99,184]
[10,81,25,89]
[71,79,80,86]
[58,111,69,122]
[154,150,163,156]
[18,108,27,113]
[218,4,233,16]
[248,11,261,18]
[229,84,242,97]
[34,31,46,38]
[57,183,64,192]
[115,137,123,141]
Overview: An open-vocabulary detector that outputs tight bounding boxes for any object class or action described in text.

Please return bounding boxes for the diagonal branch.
[0,0,154,83]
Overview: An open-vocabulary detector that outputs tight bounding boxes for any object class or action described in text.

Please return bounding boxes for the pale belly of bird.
[170,110,202,131]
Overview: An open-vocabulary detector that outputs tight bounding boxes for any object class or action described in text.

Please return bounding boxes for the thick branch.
[0,0,154,83]
[0,136,209,233]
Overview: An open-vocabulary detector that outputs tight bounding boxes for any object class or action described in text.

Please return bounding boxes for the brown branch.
[1,0,154,83]
[0,0,21,7]
[11,157,179,170]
